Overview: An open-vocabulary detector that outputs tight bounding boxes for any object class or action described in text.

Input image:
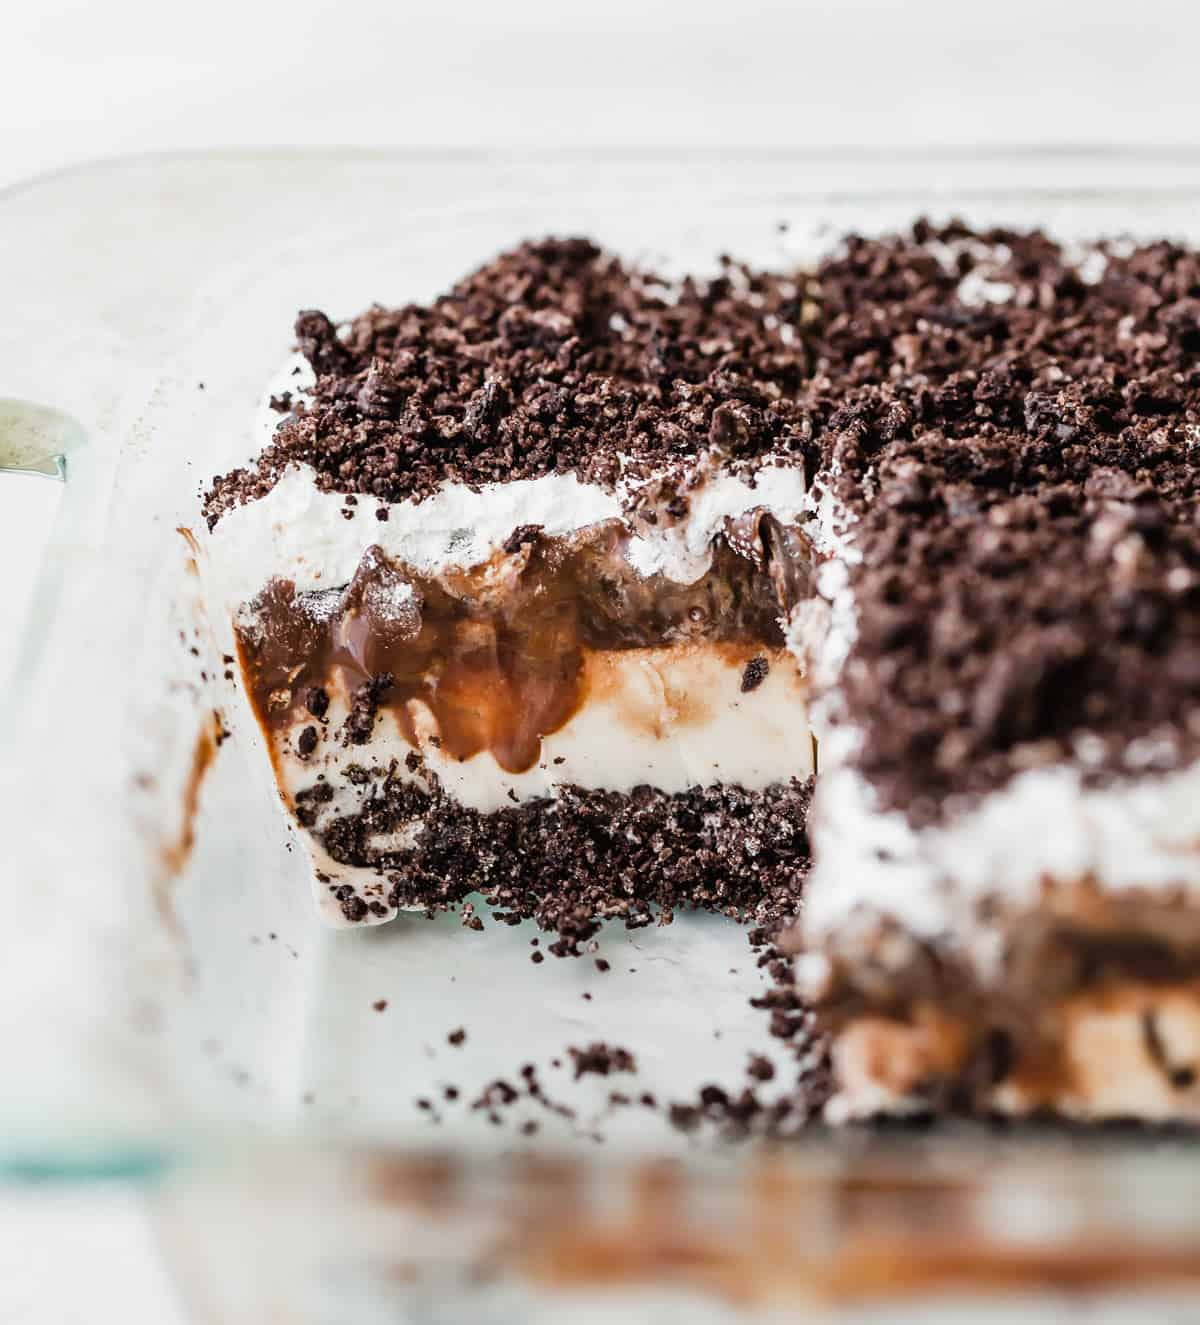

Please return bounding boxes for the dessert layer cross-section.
[204,240,816,931]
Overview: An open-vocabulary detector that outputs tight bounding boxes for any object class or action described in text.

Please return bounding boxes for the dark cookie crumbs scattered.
[747,1055,775,1082]
[740,655,769,693]
[567,1043,636,1079]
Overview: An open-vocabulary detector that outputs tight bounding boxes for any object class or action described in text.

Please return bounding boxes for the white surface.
[0,1188,184,1325]
[0,480,60,686]
[5,0,1200,192]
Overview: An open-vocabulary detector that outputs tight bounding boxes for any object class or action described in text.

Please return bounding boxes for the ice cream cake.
[204,239,816,931]
[205,225,1200,1123]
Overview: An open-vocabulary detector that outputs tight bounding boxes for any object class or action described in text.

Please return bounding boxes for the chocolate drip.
[236,516,811,775]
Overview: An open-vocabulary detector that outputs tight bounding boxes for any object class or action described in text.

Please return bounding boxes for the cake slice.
[789,224,1200,1122]
[204,240,815,932]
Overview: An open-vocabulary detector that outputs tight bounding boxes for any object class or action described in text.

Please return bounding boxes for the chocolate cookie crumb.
[740,655,769,693]
[340,894,368,923]
[668,1103,702,1133]
[747,1054,775,1082]
[502,524,544,554]
[568,1042,636,1079]
[341,673,393,745]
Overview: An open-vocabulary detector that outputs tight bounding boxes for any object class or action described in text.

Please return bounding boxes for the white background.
[5,0,1200,191]
[3,1,1199,1320]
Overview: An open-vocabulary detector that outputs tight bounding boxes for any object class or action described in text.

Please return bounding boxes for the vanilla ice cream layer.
[271,644,810,818]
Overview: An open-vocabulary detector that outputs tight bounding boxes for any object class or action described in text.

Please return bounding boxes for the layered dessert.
[204,240,815,930]
[788,224,1200,1122]
[204,225,1200,1123]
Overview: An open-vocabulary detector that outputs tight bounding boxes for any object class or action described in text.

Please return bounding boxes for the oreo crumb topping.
[802,223,1200,819]
[740,655,769,693]
[203,238,810,525]
[568,1042,636,1079]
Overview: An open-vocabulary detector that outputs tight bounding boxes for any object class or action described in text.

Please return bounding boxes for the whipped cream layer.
[800,750,1200,965]
[209,459,811,607]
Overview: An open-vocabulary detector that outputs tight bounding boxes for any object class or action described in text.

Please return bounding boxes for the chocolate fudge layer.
[790,224,1200,1121]
[205,240,817,927]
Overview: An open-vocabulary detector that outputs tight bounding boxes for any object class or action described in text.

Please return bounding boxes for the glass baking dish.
[4,149,1200,1322]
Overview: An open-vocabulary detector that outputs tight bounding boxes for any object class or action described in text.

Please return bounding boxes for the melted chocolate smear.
[236,519,808,775]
